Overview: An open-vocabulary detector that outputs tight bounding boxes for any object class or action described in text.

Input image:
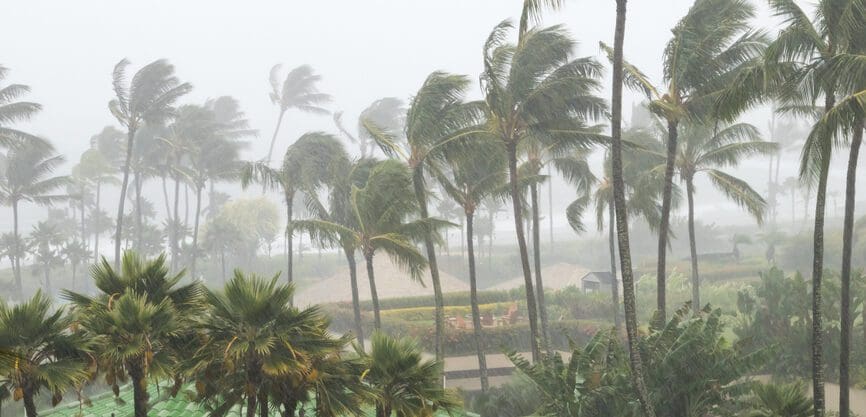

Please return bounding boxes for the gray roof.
[581,271,617,284]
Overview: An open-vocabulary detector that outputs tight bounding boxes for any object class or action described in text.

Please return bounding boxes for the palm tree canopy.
[109,59,192,131]
[269,64,331,115]
[0,142,69,206]
[0,64,48,148]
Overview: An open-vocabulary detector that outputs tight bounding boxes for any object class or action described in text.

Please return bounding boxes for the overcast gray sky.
[6,0,842,233]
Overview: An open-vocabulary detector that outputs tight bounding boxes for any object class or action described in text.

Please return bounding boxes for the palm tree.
[242,132,348,300]
[297,160,442,330]
[611,0,767,321]
[0,65,47,148]
[192,271,342,417]
[671,122,775,312]
[78,143,118,264]
[609,0,655,415]
[62,240,90,291]
[363,71,483,361]
[27,221,65,296]
[201,215,244,284]
[480,16,606,361]
[0,142,68,298]
[360,332,461,417]
[63,252,201,417]
[108,59,191,268]
[763,3,866,413]
[435,138,507,393]
[334,97,404,159]
[265,64,330,163]
[0,291,91,417]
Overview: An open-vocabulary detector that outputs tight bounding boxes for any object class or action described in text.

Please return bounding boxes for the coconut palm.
[363,71,483,361]
[480,16,606,361]
[670,122,775,312]
[297,160,443,329]
[265,64,330,163]
[78,143,118,263]
[108,59,191,268]
[334,97,404,159]
[191,271,342,417]
[608,0,768,321]
[242,132,348,300]
[609,0,655,415]
[0,291,91,417]
[63,252,200,417]
[0,65,47,148]
[62,240,90,291]
[27,221,65,296]
[435,138,507,393]
[360,332,461,417]
[0,143,68,298]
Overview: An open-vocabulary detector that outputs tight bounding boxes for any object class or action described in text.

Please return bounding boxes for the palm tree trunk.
[506,142,541,361]
[94,181,102,264]
[285,192,295,305]
[412,170,445,362]
[128,361,149,417]
[191,186,202,280]
[282,399,297,417]
[172,175,181,271]
[44,267,51,296]
[80,194,87,247]
[134,171,143,250]
[611,1,656,416]
[530,182,549,349]
[259,391,269,417]
[365,251,381,329]
[12,200,21,298]
[686,178,700,313]
[345,248,365,349]
[184,185,190,230]
[812,92,835,417]
[466,211,489,392]
[839,119,862,417]
[246,389,257,417]
[548,165,554,246]
[220,250,226,284]
[656,118,677,324]
[608,201,621,331]
[22,389,36,417]
[115,128,136,268]
[266,109,287,164]
[71,263,77,291]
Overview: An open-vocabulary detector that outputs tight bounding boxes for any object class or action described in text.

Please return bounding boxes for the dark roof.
[580,271,617,284]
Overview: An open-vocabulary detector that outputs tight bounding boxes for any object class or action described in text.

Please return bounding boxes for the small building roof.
[580,271,617,284]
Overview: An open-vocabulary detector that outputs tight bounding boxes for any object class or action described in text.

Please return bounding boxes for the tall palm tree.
[609,0,655,415]
[63,252,201,417]
[0,291,91,417]
[364,71,483,361]
[0,143,68,298]
[435,138,507,393]
[670,122,776,312]
[78,144,118,264]
[764,2,866,414]
[297,160,443,329]
[108,59,191,268]
[62,240,90,291]
[27,221,65,296]
[191,271,342,417]
[265,64,331,163]
[480,17,606,361]
[0,65,46,148]
[611,0,768,321]
[242,132,348,300]
[360,332,461,417]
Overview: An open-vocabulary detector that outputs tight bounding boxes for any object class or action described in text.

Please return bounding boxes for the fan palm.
[63,252,200,417]
[191,271,342,417]
[435,138,508,393]
[265,64,330,163]
[0,65,47,148]
[0,142,68,298]
[0,291,91,417]
[480,16,606,361]
[108,58,191,268]
[363,71,484,361]
[242,132,348,300]
[297,160,443,329]
[360,332,461,417]
[668,122,775,312]
[607,0,768,321]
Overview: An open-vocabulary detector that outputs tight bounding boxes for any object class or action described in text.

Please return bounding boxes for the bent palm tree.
[108,59,191,268]
[334,97,404,159]
[671,122,776,311]
[265,64,330,163]
[481,18,606,361]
